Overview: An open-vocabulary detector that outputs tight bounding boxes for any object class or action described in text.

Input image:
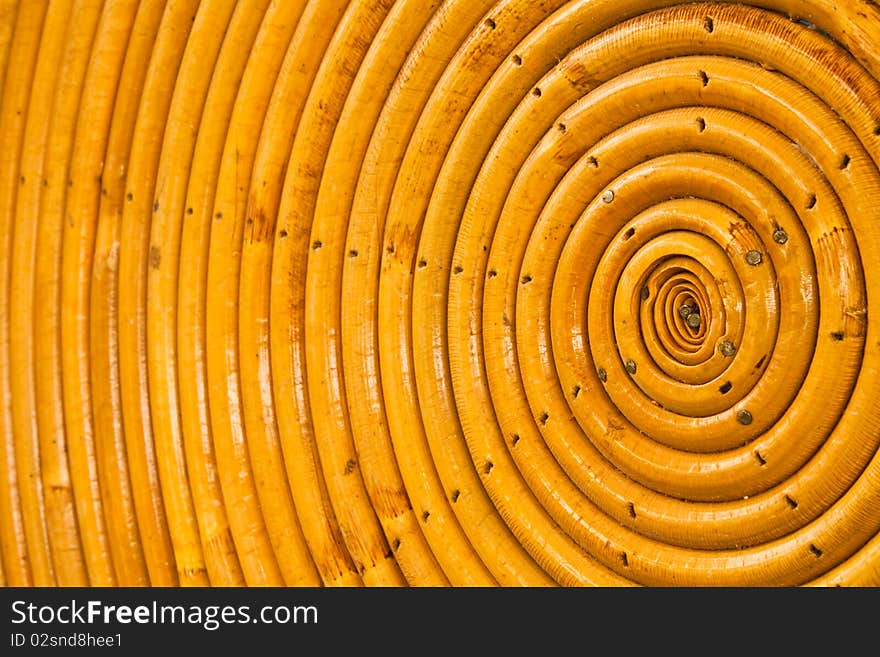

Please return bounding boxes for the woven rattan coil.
[1,0,879,587]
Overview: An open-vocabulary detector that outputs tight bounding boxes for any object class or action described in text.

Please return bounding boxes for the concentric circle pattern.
[1,0,879,587]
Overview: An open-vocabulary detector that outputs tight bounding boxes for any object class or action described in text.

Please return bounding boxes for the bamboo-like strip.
[0,1,17,98]
[336,0,477,586]
[265,0,362,588]
[298,0,421,588]
[0,0,10,586]
[177,0,276,587]
[90,0,177,588]
[381,0,575,587]
[147,0,239,587]
[1,0,878,587]
[211,3,320,585]
[32,0,105,587]
[0,0,48,587]
[204,0,310,586]
[812,530,880,586]
[63,0,150,586]
[300,0,449,586]
[9,0,74,588]
[347,0,507,587]
[117,0,204,587]
[233,3,320,589]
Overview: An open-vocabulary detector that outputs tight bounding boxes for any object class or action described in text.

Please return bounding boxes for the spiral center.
[676,294,704,337]
[653,267,713,357]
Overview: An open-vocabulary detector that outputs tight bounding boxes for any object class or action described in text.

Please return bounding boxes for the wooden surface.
[1,0,878,586]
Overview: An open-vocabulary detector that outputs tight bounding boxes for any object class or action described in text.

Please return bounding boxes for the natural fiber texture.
[1,0,879,587]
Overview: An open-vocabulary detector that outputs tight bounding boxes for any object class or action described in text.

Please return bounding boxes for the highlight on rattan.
[1,0,878,587]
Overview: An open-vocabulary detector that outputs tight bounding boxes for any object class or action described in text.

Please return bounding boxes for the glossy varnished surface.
[0,0,878,586]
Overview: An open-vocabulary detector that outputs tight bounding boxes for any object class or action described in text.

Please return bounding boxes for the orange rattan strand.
[1,0,879,586]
